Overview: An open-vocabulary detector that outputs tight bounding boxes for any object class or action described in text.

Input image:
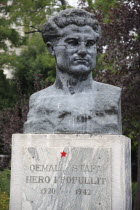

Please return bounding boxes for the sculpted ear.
[46,42,55,56]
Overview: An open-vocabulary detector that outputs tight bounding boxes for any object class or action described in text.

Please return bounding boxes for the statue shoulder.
[29,85,55,106]
[94,81,121,98]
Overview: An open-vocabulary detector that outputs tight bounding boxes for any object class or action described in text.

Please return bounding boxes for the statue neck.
[54,69,93,94]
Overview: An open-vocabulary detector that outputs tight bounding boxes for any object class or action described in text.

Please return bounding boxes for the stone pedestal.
[10,134,132,210]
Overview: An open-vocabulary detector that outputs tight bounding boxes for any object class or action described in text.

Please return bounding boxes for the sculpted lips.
[74,58,89,64]
[76,59,88,61]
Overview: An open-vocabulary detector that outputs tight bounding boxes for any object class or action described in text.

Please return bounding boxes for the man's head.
[42,9,101,75]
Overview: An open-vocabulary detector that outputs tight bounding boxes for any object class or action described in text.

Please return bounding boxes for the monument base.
[10,134,132,210]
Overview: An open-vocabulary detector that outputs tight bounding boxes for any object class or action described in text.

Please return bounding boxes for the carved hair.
[42,9,101,43]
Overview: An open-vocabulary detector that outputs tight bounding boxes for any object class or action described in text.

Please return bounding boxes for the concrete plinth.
[10,134,132,210]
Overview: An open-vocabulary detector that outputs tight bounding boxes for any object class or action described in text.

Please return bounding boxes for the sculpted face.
[48,25,98,75]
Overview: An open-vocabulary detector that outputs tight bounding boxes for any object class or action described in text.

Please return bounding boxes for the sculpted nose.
[77,44,87,57]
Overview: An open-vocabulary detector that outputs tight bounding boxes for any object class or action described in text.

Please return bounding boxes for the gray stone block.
[10,134,131,210]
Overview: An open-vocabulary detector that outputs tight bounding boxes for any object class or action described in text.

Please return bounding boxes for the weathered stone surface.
[24,9,122,135]
[24,81,122,135]
[10,134,131,210]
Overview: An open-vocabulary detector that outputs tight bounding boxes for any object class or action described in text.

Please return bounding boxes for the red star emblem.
[61,151,67,157]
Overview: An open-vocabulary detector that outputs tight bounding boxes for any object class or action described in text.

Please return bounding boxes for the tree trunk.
[134,131,140,210]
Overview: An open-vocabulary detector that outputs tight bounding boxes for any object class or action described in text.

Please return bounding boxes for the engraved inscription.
[22,147,112,210]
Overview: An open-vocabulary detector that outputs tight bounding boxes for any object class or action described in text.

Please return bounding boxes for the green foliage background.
[0,169,10,210]
[0,0,139,208]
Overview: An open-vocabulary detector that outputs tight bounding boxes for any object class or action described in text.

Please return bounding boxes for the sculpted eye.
[86,40,96,47]
[66,39,78,46]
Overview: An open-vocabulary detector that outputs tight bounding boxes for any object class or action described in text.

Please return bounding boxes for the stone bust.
[24,9,122,134]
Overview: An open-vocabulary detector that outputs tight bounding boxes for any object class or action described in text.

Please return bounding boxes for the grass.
[0,169,10,210]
